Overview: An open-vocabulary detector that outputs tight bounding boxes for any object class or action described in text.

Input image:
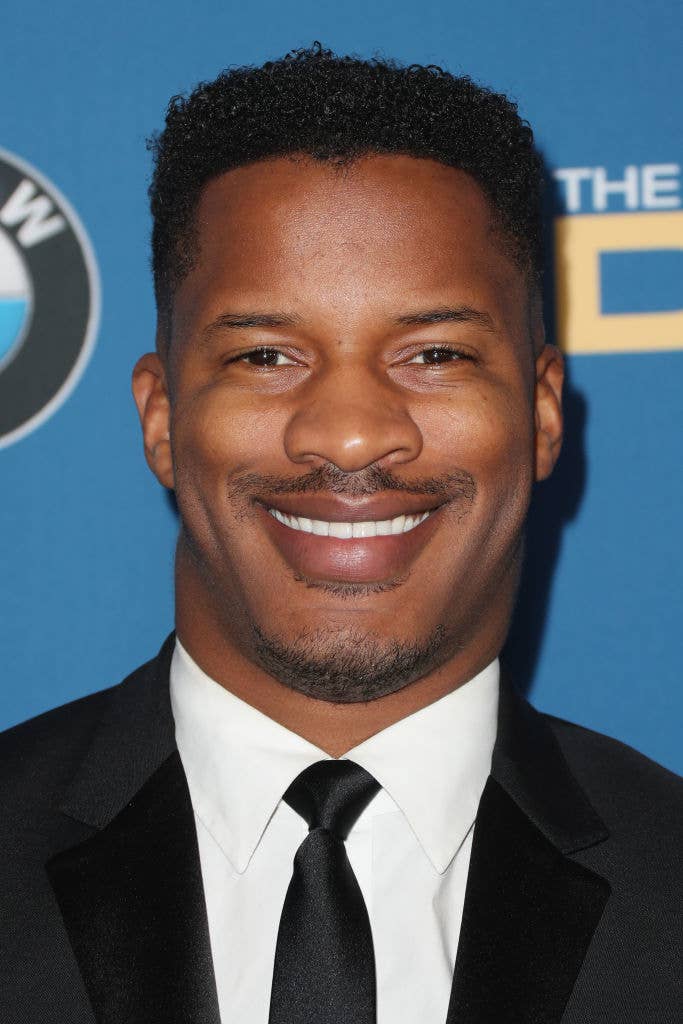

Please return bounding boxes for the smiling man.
[1,44,681,1024]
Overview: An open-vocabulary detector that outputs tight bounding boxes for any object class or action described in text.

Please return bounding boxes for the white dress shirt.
[170,639,499,1024]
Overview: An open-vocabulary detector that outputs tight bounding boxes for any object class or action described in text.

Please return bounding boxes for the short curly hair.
[148,42,543,335]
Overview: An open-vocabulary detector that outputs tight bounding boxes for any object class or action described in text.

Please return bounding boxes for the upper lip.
[257,495,445,522]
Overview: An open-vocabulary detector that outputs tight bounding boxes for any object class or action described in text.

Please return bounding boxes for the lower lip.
[259,504,442,583]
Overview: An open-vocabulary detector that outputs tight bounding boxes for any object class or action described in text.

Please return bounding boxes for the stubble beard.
[250,616,459,703]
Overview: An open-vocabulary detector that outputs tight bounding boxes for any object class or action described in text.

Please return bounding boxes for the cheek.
[425,380,533,471]
[481,390,534,478]
[171,387,286,501]
[422,383,535,544]
[473,392,536,544]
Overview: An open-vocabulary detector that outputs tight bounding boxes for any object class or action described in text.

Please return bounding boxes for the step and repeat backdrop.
[1,0,681,772]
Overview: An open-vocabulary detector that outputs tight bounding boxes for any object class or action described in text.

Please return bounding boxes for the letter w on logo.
[0,179,65,247]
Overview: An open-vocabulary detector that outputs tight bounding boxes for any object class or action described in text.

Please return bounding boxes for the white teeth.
[268,507,431,538]
[329,522,353,539]
[352,521,377,538]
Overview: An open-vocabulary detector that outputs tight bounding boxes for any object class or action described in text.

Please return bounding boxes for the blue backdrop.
[1,0,681,773]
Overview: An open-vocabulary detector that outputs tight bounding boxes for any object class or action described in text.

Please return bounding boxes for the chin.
[249,617,452,704]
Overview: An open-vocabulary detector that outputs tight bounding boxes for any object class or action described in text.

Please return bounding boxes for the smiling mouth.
[267,507,433,538]
[259,498,445,583]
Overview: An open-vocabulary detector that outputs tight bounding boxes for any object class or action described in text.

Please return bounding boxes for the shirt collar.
[346,661,499,873]
[170,639,498,875]
[170,640,327,873]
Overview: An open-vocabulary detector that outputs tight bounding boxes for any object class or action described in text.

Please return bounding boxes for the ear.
[534,344,564,482]
[131,353,174,489]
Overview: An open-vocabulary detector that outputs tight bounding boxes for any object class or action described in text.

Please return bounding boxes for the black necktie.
[268,759,381,1024]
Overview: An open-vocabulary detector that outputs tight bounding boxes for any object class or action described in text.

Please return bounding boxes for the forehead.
[174,154,526,330]
[195,154,500,257]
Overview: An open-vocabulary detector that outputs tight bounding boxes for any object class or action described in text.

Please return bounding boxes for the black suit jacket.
[0,634,681,1023]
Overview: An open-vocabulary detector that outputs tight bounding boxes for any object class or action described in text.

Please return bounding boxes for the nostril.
[282,394,423,472]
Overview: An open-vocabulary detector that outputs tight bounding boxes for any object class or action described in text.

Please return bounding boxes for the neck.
[176,634,501,759]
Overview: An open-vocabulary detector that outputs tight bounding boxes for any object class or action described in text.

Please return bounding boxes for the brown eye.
[232,347,295,367]
[246,348,280,366]
[410,347,469,365]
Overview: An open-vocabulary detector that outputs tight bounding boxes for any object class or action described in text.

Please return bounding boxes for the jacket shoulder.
[544,712,683,836]
[0,655,157,820]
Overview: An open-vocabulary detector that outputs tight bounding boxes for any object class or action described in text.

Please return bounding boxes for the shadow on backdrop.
[502,167,588,696]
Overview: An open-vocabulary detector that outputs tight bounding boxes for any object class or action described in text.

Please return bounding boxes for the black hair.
[148,42,543,336]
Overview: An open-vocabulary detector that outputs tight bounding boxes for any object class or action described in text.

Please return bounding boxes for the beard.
[250,615,457,703]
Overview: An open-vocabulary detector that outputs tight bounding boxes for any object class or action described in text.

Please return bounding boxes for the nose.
[283,364,423,472]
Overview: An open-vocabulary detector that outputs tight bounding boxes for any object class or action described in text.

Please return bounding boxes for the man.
[1,43,680,1024]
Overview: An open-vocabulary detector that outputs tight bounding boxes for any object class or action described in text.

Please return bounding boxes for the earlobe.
[131,353,175,490]
[534,344,564,482]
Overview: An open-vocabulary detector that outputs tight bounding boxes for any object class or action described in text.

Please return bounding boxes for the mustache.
[228,464,476,502]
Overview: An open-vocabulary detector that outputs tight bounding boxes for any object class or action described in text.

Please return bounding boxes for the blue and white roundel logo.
[0,148,99,448]
[0,228,32,371]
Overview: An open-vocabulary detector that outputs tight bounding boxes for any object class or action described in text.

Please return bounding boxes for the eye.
[407,346,473,365]
[229,346,297,368]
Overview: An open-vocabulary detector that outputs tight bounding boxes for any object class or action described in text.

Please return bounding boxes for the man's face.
[135,154,562,702]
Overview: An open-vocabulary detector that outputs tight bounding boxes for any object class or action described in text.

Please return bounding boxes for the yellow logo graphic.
[554,210,683,355]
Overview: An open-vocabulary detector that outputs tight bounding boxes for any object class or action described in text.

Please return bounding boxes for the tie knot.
[283,760,380,839]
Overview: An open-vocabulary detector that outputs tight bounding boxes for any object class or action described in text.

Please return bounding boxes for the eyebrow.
[202,311,304,337]
[200,303,495,341]
[393,305,496,330]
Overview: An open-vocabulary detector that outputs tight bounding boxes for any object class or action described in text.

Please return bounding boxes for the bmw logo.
[0,147,99,448]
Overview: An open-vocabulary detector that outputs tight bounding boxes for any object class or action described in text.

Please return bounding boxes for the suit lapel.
[45,637,220,1024]
[446,777,609,1023]
[446,680,611,1024]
